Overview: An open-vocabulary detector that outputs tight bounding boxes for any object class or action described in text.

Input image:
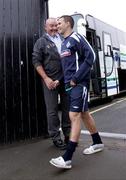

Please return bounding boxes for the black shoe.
[53,139,67,150]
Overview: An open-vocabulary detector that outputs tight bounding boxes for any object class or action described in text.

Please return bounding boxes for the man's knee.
[69,111,81,121]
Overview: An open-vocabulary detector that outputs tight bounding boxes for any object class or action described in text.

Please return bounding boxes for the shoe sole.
[49,160,72,169]
[83,147,104,155]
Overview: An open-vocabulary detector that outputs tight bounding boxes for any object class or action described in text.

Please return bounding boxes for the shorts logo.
[72,106,79,109]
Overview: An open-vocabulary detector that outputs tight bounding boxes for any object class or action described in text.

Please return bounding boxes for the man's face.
[57,18,68,36]
[45,19,57,36]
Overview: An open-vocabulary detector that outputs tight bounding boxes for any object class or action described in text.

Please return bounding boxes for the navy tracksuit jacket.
[60,32,96,86]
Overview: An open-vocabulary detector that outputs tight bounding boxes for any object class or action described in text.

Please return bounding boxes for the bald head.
[45,18,58,36]
[45,18,56,26]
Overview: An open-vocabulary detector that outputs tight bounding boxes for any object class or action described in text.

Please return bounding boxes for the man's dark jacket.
[32,34,63,81]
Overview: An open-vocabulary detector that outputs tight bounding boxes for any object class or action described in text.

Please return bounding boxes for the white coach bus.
[71,13,126,100]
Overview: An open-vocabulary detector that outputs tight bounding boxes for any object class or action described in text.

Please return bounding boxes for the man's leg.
[62,111,81,160]
[69,112,81,141]
[43,82,60,139]
[49,111,80,169]
[82,111,97,134]
[43,82,66,149]
[59,82,71,143]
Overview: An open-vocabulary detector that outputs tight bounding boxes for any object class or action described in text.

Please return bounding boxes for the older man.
[32,18,70,150]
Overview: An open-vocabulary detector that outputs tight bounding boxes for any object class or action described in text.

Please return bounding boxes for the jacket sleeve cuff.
[33,62,42,68]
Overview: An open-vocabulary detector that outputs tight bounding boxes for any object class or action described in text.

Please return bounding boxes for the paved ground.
[0,134,126,180]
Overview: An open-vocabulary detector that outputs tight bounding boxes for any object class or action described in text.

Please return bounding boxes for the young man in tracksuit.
[50,15,104,169]
[32,18,71,150]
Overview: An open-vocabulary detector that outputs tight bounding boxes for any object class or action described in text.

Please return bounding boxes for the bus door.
[71,13,102,99]
[86,29,102,98]
[72,14,103,99]
[103,32,118,96]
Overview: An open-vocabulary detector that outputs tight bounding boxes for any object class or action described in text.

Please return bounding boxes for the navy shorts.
[66,84,89,112]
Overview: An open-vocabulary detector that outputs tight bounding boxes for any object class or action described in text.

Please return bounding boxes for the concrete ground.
[0,134,126,180]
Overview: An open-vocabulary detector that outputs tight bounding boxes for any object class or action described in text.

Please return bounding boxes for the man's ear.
[44,26,47,32]
[66,21,70,27]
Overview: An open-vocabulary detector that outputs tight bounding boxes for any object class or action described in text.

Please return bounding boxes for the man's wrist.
[71,77,77,84]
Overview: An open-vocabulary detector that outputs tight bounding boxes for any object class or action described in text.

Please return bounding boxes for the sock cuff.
[91,132,102,144]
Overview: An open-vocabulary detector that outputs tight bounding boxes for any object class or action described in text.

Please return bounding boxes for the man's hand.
[44,77,59,90]
[70,80,76,87]
[44,77,55,90]
[54,80,60,88]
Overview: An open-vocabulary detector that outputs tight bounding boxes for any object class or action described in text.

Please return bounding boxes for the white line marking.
[90,98,126,114]
[60,97,126,140]
[86,98,126,140]
[81,130,126,140]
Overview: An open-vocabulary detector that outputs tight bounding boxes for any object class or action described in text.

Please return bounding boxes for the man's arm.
[72,37,95,84]
[32,40,59,90]
[36,65,59,90]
